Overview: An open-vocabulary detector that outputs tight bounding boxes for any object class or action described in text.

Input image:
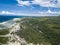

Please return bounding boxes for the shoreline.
[0,18,21,29]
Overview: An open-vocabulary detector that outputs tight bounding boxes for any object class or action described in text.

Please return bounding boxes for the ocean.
[0,15,25,23]
[0,15,40,23]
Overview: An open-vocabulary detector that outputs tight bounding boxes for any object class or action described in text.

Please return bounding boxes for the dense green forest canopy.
[16,16,60,45]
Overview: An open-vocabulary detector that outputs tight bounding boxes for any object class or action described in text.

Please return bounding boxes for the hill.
[16,16,60,45]
[0,16,60,45]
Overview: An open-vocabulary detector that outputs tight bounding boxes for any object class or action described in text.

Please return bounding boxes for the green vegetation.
[16,16,60,45]
[0,28,9,44]
[0,28,9,35]
[0,37,9,44]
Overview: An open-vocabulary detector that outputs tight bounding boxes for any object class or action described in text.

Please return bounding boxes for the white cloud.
[0,11,15,15]
[17,10,60,16]
[16,0,31,6]
[32,0,54,7]
[16,0,60,8]
[32,9,60,16]
[0,11,32,16]
[38,9,60,13]
[0,10,59,16]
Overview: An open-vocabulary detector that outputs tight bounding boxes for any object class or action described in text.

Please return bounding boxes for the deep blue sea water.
[0,15,40,23]
[0,15,25,23]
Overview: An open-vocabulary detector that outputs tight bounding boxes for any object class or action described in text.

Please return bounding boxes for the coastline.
[0,18,21,29]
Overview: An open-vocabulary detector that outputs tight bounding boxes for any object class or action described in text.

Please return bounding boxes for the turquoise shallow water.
[0,20,15,28]
[0,15,21,28]
[0,25,5,28]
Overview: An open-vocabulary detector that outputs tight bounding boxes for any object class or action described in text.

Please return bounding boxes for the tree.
[16,17,60,45]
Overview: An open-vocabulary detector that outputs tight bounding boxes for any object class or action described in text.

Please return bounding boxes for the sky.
[0,0,60,16]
